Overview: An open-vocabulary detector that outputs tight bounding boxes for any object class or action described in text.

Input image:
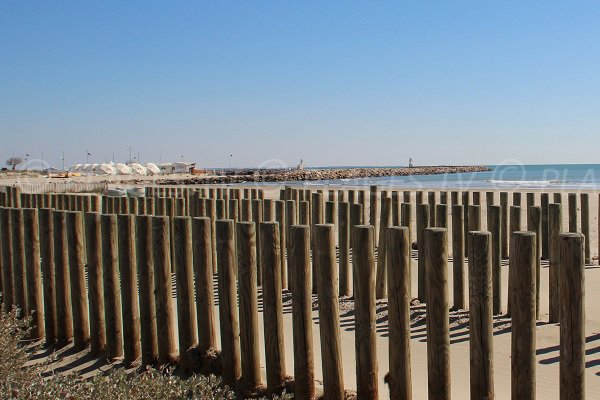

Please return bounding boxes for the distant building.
[297,159,304,170]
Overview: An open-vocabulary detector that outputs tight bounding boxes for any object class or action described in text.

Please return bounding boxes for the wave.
[488,179,564,186]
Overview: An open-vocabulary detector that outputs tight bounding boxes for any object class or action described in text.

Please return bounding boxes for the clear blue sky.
[1,1,599,169]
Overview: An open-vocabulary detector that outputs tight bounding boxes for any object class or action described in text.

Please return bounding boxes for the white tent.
[115,163,132,175]
[95,163,116,175]
[130,163,147,175]
[145,162,161,175]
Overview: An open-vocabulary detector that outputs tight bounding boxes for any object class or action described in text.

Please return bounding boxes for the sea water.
[297,164,600,190]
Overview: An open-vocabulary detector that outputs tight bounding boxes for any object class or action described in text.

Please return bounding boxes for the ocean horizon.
[280,163,600,190]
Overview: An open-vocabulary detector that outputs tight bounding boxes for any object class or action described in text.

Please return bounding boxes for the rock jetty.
[157,165,490,185]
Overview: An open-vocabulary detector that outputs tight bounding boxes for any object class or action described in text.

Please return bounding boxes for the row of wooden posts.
[0,184,590,399]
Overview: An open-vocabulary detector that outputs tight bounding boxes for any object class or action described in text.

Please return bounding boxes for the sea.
[295,164,600,190]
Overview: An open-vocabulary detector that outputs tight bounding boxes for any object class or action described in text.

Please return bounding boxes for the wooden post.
[241,198,252,222]
[23,208,44,339]
[554,193,562,204]
[136,215,158,366]
[1,208,14,312]
[12,209,27,316]
[206,198,218,273]
[425,228,450,400]
[370,185,379,245]
[487,205,502,315]
[559,233,585,399]
[358,190,367,222]
[468,231,494,399]
[462,191,470,253]
[386,226,412,400]
[417,203,429,302]
[289,225,315,399]
[436,204,447,228]
[236,222,262,390]
[451,205,465,310]
[473,191,481,206]
[252,199,263,285]
[152,216,178,364]
[216,220,242,385]
[350,203,364,251]
[507,206,521,315]
[286,200,297,291]
[580,193,590,264]
[101,215,123,359]
[261,222,286,390]
[39,208,57,344]
[510,231,536,400]
[338,201,351,296]
[428,191,437,227]
[173,217,198,372]
[548,204,562,323]
[486,191,494,206]
[299,200,310,225]
[314,224,344,400]
[541,193,549,260]
[275,200,287,289]
[376,197,391,299]
[192,217,216,354]
[568,193,577,232]
[526,192,535,221]
[84,212,106,355]
[513,192,522,207]
[401,203,412,260]
[311,192,323,292]
[352,225,379,399]
[500,192,509,259]
[392,191,400,226]
[263,199,275,222]
[527,206,542,319]
[54,211,73,346]
[118,214,141,366]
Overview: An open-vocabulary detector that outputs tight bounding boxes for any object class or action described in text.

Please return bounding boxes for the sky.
[1,1,600,169]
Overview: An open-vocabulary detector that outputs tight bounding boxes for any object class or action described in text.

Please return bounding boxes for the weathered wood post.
[507,206,522,315]
[152,216,177,364]
[289,225,315,399]
[23,208,44,339]
[206,198,218,273]
[370,185,379,246]
[299,200,310,225]
[468,231,494,399]
[118,214,141,365]
[513,192,522,207]
[487,205,502,314]
[473,191,481,206]
[401,203,412,259]
[12,208,27,315]
[417,203,430,302]
[353,225,379,400]
[526,192,535,221]
[436,204,447,228]
[510,231,536,400]
[174,217,198,373]
[252,199,263,285]
[263,199,275,222]
[261,222,286,391]
[216,220,242,385]
[275,200,287,289]
[229,198,239,222]
[541,193,549,260]
[425,228,450,400]
[462,191,470,253]
[39,208,57,344]
[376,197,391,299]
[559,232,585,399]
[101,214,123,360]
[339,201,351,296]
[84,212,106,354]
[192,217,216,355]
[392,191,400,226]
[54,211,73,346]
[386,226,412,400]
[428,191,437,227]
[451,205,465,310]
[1,208,14,312]
[527,206,542,319]
[311,192,323,293]
[236,222,262,390]
[548,203,562,323]
[314,224,344,400]
[486,191,494,206]
[136,215,158,366]
[568,193,577,232]
[580,193,590,264]
[350,202,364,250]
[500,192,509,259]
[285,199,297,290]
